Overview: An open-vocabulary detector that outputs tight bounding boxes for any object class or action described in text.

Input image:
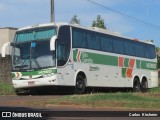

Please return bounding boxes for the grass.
[0,81,15,95]
[148,87,160,93]
[0,79,160,110]
[47,87,160,110]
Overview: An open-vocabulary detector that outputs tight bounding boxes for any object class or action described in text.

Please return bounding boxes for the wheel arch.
[74,70,87,87]
[141,75,147,83]
[132,75,140,87]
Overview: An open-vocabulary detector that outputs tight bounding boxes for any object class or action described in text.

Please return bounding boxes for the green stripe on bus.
[136,60,157,70]
[12,68,57,76]
[73,50,78,62]
[122,68,127,78]
[124,58,129,68]
[73,50,157,71]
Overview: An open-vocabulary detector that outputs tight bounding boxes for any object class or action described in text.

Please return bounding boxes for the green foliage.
[70,15,80,24]
[0,81,15,95]
[156,47,160,69]
[92,15,106,29]
[148,87,160,93]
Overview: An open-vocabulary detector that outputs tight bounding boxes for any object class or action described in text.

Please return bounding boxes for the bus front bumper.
[12,75,58,89]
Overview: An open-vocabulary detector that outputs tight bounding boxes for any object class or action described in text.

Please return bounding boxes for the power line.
[107,0,145,14]
[86,0,160,30]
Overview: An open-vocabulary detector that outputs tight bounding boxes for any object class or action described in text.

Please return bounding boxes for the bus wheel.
[15,89,30,95]
[75,75,86,94]
[133,77,142,92]
[141,79,148,91]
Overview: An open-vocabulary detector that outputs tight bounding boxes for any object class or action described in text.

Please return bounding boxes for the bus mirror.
[50,35,57,51]
[10,42,15,46]
[1,42,11,57]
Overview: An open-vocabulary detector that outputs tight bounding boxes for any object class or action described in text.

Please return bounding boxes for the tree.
[92,15,106,29]
[70,15,80,24]
[156,47,160,69]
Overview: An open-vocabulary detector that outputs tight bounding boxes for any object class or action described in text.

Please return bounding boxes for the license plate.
[28,81,35,85]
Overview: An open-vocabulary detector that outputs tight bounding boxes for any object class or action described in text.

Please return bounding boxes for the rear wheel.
[133,77,142,92]
[74,75,86,94]
[141,79,148,91]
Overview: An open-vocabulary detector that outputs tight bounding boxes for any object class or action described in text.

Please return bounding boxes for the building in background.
[0,27,17,55]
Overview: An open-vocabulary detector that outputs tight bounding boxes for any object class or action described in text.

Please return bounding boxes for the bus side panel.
[57,64,76,86]
[150,71,158,88]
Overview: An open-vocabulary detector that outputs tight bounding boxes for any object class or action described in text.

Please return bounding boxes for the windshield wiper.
[32,59,41,69]
[18,59,29,70]
[15,65,28,69]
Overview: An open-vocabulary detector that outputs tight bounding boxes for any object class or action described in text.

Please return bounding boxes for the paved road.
[0,95,159,120]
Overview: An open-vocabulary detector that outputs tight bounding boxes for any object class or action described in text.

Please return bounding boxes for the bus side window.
[57,26,71,66]
[150,45,156,59]
[144,45,150,58]
[57,44,66,66]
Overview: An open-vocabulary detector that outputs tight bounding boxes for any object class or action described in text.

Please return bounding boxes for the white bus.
[1,23,158,94]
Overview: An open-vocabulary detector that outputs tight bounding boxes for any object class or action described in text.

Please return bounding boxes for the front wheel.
[74,75,86,94]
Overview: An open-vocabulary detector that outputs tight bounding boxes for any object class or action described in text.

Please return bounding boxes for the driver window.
[57,26,71,66]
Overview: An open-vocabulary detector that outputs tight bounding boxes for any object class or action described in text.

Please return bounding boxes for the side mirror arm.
[50,35,57,51]
[1,42,12,57]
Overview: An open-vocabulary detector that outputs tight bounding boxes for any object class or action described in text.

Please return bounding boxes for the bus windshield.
[12,40,55,71]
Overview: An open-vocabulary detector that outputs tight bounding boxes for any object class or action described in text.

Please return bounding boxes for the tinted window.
[73,28,86,48]
[150,45,156,59]
[16,28,56,43]
[86,31,100,50]
[135,42,145,57]
[144,44,151,58]
[113,37,124,54]
[57,26,71,66]
[100,35,113,52]
[72,27,156,59]
[124,40,135,56]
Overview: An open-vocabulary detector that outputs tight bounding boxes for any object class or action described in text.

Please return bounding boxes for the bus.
[1,23,158,94]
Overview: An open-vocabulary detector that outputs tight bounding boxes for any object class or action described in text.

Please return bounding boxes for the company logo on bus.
[81,52,93,63]
[76,51,93,63]
[146,63,156,69]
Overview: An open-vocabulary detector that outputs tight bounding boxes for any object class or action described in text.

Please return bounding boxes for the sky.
[0,0,160,47]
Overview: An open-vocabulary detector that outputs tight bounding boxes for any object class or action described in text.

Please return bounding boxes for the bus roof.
[17,22,154,45]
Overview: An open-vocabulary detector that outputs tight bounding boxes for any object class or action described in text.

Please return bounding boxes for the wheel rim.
[141,81,147,90]
[75,75,86,94]
[134,80,141,92]
[77,80,83,90]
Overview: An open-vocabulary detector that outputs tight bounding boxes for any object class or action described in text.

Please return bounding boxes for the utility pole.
[51,0,55,22]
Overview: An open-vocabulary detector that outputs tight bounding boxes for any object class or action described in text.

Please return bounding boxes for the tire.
[15,89,26,95]
[133,77,142,92]
[141,80,148,91]
[15,88,33,95]
[74,75,86,94]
